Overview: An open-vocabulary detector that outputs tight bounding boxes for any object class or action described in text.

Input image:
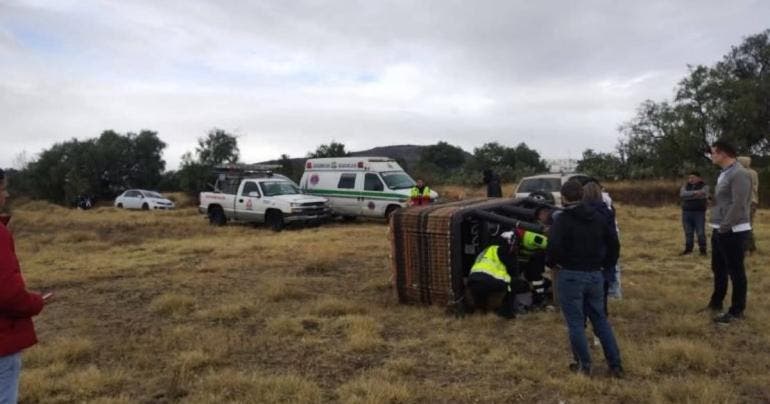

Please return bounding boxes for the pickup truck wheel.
[208,206,227,226]
[141,203,150,210]
[117,203,123,209]
[266,211,284,232]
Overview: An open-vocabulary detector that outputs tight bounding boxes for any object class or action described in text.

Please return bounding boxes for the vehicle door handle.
[238,199,243,203]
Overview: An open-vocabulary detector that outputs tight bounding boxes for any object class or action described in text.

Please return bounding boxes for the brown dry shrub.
[189,370,323,403]
[149,293,196,316]
[337,376,411,404]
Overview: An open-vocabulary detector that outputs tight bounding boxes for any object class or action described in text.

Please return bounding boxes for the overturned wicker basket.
[389,198,544,309]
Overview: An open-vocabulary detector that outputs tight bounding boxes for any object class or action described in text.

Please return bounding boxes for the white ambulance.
[299,157,438,219]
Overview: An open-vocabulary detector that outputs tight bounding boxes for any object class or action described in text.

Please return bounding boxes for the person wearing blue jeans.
[680,172,709,256]
[547,180,623,377]
[0,169,51,402]
[0,353,21,403]
[558,270,621,372]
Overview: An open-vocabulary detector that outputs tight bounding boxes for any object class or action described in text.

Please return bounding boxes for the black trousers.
[709,230,749,315]
[521,254,551,305]
[467,273,516,318]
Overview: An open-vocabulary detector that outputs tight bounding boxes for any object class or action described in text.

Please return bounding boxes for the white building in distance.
[546,158,579,173]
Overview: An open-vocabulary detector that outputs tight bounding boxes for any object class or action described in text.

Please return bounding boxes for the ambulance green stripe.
[305,188,408,201]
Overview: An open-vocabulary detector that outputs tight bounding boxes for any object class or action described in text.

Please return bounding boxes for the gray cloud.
[1,0,768,169]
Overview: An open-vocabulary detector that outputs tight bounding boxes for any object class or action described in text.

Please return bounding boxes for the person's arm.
[699,185,710,199]
[680,185,700,199]
[497,246,519,278]
[545,216,567,268]
[0,241,44,318]
[602,221,620,270]
[720,172,752,232]
[605,208,618,239]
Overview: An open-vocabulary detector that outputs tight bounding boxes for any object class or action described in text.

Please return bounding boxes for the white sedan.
[114,190,175,210]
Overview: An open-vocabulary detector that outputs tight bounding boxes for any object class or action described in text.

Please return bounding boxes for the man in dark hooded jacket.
[547,180,623,377]
[483,169,503,198]
[680,171,709,255]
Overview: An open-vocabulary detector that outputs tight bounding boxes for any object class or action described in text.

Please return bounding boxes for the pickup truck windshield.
[260,181,300,196]
[518,178,562,193]
[381,171,415,190]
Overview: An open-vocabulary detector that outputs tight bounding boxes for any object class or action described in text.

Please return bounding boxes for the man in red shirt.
[0,168,50,402]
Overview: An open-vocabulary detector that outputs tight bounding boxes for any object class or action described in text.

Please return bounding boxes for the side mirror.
[248,191,260,198]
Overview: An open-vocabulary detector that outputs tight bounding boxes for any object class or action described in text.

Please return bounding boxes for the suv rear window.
[518,178,562,193]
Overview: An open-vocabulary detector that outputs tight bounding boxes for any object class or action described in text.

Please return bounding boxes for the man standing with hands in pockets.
[679,171,709,256]
[0,168,53,402]
[706,141,753,324]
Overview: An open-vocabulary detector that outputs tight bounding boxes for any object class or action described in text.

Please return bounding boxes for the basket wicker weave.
[390,198,540,308]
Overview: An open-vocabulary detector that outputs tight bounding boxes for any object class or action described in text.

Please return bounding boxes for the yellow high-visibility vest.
[470,245,511,284]
[410,186,431,198]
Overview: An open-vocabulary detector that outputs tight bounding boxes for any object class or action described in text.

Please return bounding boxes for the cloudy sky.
[1,0,768,169]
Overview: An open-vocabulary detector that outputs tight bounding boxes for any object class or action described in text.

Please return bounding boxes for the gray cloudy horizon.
[1,0,768,170]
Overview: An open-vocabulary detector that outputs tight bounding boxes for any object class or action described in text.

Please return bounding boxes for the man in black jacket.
[680,171,709,255]
[483,169,503,198]
[547,180,623,377]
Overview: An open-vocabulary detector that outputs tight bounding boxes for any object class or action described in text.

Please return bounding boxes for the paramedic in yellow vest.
[466,231,519,319]
[409,179,432,206]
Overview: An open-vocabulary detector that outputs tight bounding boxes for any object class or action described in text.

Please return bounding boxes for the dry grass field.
[6,198,770,403]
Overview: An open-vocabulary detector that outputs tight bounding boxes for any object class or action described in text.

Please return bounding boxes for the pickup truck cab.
[199,165,331,231]
[514,173,594,206]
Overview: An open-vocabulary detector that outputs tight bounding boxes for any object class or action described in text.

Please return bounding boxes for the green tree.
[276,154,300,182]
[18,130,168,204]
[308,141,349,158]
[176,152,214,196]
[513,143,549,173]
[197,128,240,166]
[576,149,625,180]
[619,29,770,178]
[419,142,467,171]
[471,142,517,169]
[130,130,167,188]
[463,142,517,183]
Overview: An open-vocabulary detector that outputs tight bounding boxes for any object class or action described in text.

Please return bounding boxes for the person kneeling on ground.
[466,232,519,319]
[547,180,623,378]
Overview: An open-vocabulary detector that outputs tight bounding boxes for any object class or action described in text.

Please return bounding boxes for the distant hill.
[349,144,425,168]
[260,144,430,181]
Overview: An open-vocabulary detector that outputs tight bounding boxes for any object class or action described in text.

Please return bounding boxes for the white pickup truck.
[199,170,331,231]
